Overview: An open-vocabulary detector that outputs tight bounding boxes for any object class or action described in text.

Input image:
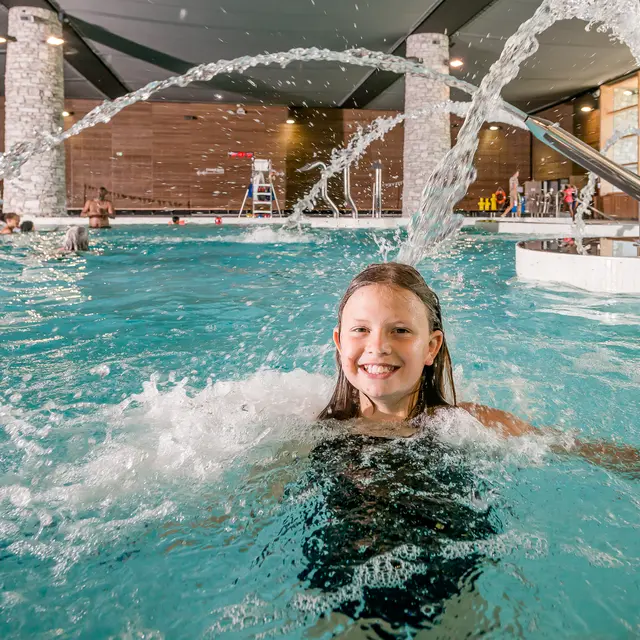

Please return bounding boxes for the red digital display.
[228,152,254,158]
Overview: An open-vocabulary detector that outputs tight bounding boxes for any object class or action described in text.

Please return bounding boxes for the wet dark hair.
[98,187,108,201]
[20,220,34,232]
[319,262,457,421]
[172,215,180,223]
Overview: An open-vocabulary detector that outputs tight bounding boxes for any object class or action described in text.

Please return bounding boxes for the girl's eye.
[393,327,411,334]
[351,327,367,333]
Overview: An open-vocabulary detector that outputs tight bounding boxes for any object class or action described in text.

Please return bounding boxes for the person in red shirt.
[563,184,577,221]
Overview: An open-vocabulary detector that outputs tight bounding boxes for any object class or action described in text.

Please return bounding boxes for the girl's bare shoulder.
[457,402,535,437]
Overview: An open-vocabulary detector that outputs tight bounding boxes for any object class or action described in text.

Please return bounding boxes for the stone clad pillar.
[402,33,450,217]
[4,6,66,216]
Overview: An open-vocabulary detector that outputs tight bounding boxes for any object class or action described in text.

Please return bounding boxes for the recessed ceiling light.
[623,89,633,96]
[450,58,463,68]
[286,118,295,124]
[214,94,223,99]
[62,110,71,117]
[46,36,64,46]
[0,37,6,44]
[489,125,500,131]
[580,105,593,112]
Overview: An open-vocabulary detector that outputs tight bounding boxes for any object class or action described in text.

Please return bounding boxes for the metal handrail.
[299,161,340,218]
[343,165,358,219]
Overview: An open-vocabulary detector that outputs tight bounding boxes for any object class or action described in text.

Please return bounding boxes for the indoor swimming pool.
[0,225,638,637]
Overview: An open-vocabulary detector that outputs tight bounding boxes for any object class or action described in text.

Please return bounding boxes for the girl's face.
[334,283,443,418]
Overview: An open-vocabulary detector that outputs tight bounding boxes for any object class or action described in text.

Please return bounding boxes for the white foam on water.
[560,540,632,569]
[25,369,331,500]
[0,369,566,520]
[0,365,585,582]
[0,369,334,574]
[229,227,317,244]
[422,405,557,468]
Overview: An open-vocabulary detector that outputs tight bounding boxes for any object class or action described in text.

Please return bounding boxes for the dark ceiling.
[0,0,637,112]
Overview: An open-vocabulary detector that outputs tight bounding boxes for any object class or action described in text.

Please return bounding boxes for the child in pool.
[60,225,89,252]
[293,262,637,630]
[319,262,639,473]
[0,212,20,234]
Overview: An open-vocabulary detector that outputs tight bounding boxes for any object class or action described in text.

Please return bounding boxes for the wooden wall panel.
[61,100,288,211]
[113,103,154,208]
[532,103,575,181]
[601,193,639,218]
[575,106,600,150]
[1,98,539,213]
[151,104,192,209]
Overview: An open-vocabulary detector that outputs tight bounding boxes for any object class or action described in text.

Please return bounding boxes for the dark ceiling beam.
[67,15,311,104]
[0,0,130,99]
[340,0,499,108]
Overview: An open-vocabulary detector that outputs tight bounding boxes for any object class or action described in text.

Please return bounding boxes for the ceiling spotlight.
[46,35,64,46]
[0,35,16,43]
[489,125,500,131]
[0,37,6,44]
[580,105,593,112]
[623,89,633,96]
[450,58,463,68]
[286,118,296,124]
[214,94,223,99]
[61,110,72,117]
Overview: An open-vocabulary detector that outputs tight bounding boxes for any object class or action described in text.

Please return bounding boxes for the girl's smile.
[358,363,401,378]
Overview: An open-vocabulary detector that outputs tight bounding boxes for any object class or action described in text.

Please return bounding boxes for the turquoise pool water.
[1,225,639,638]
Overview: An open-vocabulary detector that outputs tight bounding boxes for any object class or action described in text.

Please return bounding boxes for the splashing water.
[2,0,640,264]
[574,125,640,253]
[0,48,481,183]
[290,102,525,222]
[394,0,640,264]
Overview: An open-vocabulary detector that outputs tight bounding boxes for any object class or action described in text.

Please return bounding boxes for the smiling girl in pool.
[319,262,640,469]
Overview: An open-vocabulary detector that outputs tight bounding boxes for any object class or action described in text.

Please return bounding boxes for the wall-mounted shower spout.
[343,165,358,219]
[504,104,640,202]
[299,161,340,218]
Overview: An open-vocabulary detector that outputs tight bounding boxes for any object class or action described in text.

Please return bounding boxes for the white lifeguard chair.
[238,158,282,217]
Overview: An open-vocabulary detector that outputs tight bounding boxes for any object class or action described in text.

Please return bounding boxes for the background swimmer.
[1,212,20,234]
[81,187,115,229]
[61,225,89,252]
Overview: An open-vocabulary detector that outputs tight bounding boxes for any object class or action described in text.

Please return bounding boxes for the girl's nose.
[366,330,391,354]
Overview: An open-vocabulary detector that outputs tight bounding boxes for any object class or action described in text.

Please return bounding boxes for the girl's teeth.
[363,365,395,374]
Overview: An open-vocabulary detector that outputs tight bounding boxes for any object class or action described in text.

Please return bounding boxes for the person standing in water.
[81,187,115,228]
[563,183,577,220]
[500,170,520,217]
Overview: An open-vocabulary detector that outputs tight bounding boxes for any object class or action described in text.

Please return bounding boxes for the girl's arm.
[459,402,640,476]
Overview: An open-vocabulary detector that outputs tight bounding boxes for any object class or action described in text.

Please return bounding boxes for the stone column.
[4,6,66,216]
[402,33,450,217]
